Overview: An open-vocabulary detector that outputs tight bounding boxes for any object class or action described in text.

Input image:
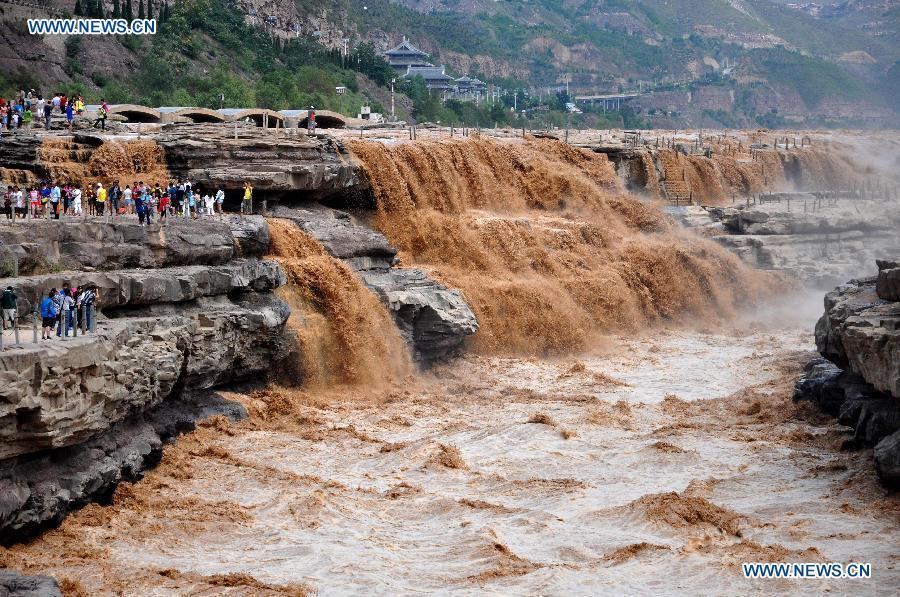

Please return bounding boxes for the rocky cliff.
[270,204,478,362]
[795,259,900,488]
[0,217,291,542]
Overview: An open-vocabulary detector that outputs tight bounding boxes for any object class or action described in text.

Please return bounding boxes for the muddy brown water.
[3,318,898,595]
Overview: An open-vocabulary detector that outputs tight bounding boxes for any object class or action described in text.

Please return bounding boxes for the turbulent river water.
[3,135,898,595]
[3,297,898,595]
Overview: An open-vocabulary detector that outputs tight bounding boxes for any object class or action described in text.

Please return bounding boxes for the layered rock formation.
[154,124,362,199]
[795,259,900,487]
[671,199,900,287]
[0,125,364,203]
[0,217,290,540]
[270,204,478,362]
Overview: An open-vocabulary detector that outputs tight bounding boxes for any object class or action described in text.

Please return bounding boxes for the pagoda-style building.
[385,38,432,74]
[385,37,484,98]
[406,66,455,91]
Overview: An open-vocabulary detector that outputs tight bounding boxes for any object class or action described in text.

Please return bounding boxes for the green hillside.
[0,0,896,127]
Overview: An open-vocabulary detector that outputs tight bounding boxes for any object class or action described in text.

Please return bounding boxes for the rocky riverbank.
[0,216,291,543]
[670,198,900,288]
[794,259,900,487]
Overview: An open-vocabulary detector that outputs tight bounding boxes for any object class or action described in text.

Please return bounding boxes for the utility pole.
[391,78,396,121]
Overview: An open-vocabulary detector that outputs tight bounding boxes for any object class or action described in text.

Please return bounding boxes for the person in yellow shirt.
[95,183,107,217]
[241,182,253,214]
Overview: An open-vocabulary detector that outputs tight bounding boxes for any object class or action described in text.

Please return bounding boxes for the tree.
[138,0,145,20]
[112,0,121,18]
[74,0,83,16]
[124,0,133,20]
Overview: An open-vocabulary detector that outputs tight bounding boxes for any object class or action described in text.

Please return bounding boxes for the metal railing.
[0,303,96,350]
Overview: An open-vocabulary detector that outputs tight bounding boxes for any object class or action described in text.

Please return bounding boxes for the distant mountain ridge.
[0,0,896,127]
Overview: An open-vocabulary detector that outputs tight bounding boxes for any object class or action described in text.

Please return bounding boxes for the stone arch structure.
[217,108,285,128]
[278,109,349,129]
[157,107,226,123]
[107,104,161,123]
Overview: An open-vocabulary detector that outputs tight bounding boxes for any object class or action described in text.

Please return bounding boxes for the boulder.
[792,357,872,417]
[815,272,900,398]
[0,570,61,596]
[874,430,900,489]
[876,259,900,301]
[362,268,479,362]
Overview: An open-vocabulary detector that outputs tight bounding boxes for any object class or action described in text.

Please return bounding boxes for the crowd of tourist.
[2,180,233,225]
[0,89,96,132]
[1,283,97,340]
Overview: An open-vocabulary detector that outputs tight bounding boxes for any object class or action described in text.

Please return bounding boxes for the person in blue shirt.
[40,289,58,340]
[65,101,74,132]
[135,188,147,226]
[39,184,51,218]
[50,183,61,219]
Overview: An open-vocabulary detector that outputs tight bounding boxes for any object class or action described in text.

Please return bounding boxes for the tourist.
[121,183,132,214]
[168,181,178,216]
[93,99,109,130]
[50,182,61,219]
[58,288,76,337]
[43,97,53,130]
[13,186,25,218]
[85,185,95,216]
[1,286,16,331]
[109,182,120,216]
[65,100,74,131]
[203,191,214,216]
[76,285,97,332]
[135,186,147,226]
[22,105,32,129]
[29,187,40,218]
[307,105,316,135]
[39,183,51,218]
[182,186,191,218]
[241,182,253,214]
[35,96,45,124]
[159,188,169,219]
[40,290,58,340]
[62,184,72,215]
[175,181,185,215]
[188,187,197,219]
[74,95,85,115]
[2,190,12,220]
[215,188,225,215]
[95,183,107,216]
[52,285,66,337]
[145,184,155,223]
[71,185,82,216]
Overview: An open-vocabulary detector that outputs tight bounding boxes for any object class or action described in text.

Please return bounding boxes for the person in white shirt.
[203,193,214,216]
[71,186,82,215]
[215,188,225,215]
[13,188,25,218]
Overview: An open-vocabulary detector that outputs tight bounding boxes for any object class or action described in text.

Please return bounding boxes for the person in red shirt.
[159,190,170,219]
